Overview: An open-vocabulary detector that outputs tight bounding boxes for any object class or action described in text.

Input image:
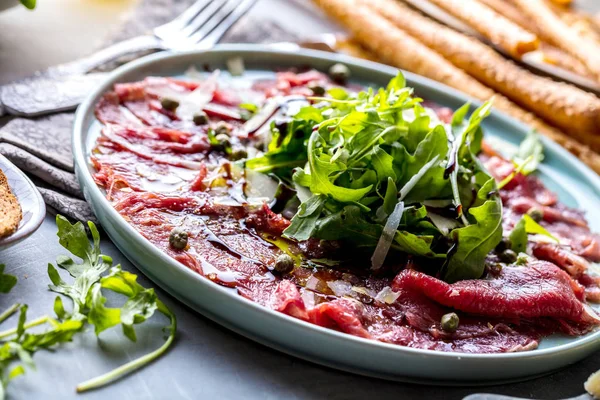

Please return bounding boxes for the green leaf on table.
[0,265,17,294]
[20,0,36,10]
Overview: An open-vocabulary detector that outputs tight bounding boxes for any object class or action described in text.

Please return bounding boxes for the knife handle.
[44,35,163,78]
[0,36,163,117]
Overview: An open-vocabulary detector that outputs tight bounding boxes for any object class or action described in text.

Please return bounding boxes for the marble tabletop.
[1,1,600,399]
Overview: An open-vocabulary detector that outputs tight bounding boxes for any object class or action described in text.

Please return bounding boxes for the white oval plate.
[72,45,600,385]
[0,154,45,250]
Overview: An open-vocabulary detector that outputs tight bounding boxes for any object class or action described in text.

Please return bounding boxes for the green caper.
[193,111,209,125]
[308,82,326,96]
[273,254,294,274]
[230,148,248,161]
[328,63,351,84]
[214,121,232,136]
[169,228,188,250]
[240,110,253,121]
[495,237,512,253]
[441,312,460,333]
[499,249,518,263]
[161,97,179,111]
[527,207,544,222]
[214,133,231,147]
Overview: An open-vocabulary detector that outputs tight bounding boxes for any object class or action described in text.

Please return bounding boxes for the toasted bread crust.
[0,169,22,238]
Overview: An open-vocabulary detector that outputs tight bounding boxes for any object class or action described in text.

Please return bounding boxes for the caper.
[161,97,179,111]
[230,148,248,161]
[527,207,544,223]
[240,109,253,121]
[214,121,232,136]
[499,249,518,263]
[273,254,294,274]
[193,111,209,125]
[328,63,350,84]
[441,312,460,333]
[308,82,326,96]
[495,237,512,253]
[169,228,188,250]
[214,133,231,146]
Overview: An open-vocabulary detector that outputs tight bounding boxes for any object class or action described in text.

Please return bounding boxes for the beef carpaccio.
[92,66,600,353]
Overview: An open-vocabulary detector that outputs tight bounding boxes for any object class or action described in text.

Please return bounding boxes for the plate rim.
[0,154,46,248]
[72,44,600,369]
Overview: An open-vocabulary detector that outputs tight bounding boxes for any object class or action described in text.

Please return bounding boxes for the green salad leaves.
[250,72,504,282]
[0,216,176,398]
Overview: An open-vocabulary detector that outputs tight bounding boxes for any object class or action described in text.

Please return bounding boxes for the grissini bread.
[543,0,600,43]
[426,0,539,58]
[477,0,595,80]
[334,37,379,62]
[311,0,600,173]
[512,0,600,81]
[534,44,594,79]
[477,0,532,32]
[363,0,600,148]
[0,169,21,239]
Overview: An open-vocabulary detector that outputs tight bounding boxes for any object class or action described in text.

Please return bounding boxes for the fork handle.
[44,35,164,78]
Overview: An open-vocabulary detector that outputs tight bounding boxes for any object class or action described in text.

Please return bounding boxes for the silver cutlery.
[0,0,257,117]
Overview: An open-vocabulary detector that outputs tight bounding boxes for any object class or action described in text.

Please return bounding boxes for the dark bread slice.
[0,169,22,238]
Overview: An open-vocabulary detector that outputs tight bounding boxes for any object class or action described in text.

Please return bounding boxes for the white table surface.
[0,1,599,399]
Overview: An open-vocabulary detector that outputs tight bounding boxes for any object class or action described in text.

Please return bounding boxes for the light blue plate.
[72,45,600,385]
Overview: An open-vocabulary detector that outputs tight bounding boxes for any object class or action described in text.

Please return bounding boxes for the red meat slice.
[392,262,600,326]
[245,204,291,236]
[271,280,309,321]
[308,298,372,339]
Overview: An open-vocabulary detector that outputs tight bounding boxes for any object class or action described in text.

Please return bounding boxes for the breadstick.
[536,44,595,79]
[363,0,600,147]
[334,37,379,62]
[512,0,600,81]
[426,0,539,58]
[311,0,600,173]
[477,0,532,31]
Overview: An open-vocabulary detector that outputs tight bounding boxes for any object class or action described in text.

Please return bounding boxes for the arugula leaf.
[444,179,503,283]
[521,214,559,242]
[0,215,177,396]
[509,217,528,254]
[514,131,544,175]
[256,72,500,281]
[283,194,327,241]
[20,0,36,9]
[0,266,16,294]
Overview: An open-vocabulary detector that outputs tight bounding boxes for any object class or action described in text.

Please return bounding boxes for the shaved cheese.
[176,70,220,121]
[375,287,401,304]
[327,280,352,297]
[351,286,377,298]
[227,56,245,76]
[147,70,220,121]
[585,369,600,398]
[371,201,405,270]
[244,169,279,201]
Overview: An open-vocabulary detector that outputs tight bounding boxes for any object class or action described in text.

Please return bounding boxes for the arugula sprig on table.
[0,215,176,398]
[250,72,503,282]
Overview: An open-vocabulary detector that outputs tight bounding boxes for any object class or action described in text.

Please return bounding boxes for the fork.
[0,0,257,117]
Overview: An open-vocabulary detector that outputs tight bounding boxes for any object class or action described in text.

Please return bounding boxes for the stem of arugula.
[76,309,176,393]
[0,316,49,340]
[0,303,20,324]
